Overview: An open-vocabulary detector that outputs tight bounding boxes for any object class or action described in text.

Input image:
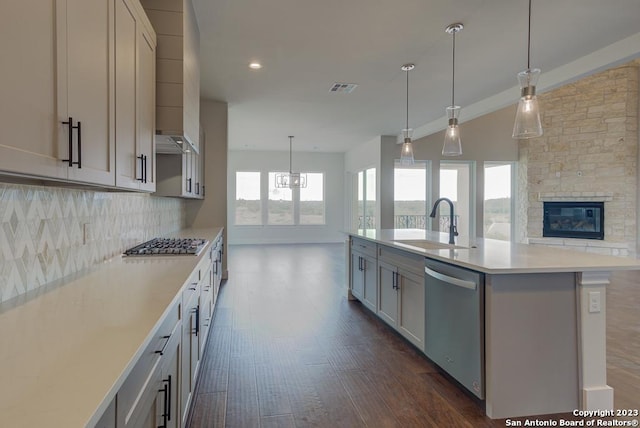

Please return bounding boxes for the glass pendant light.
[275,136,307,188]
[512,0,543,139]
[443,23,463,156]
[400,64,415,166]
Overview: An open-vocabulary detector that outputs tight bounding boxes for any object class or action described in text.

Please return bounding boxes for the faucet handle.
[452,225,459,236]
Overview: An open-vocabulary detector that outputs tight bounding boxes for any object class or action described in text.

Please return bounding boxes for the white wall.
[227,150,345,244]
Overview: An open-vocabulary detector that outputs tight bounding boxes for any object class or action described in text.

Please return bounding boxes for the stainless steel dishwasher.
[424,258,484,399]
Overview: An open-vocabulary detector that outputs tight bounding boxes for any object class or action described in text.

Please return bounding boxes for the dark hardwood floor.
[188,243,640,428]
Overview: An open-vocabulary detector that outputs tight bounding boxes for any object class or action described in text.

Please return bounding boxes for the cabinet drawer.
[379,244,424,275]
[117,302,180,427]
[351,237,377,258]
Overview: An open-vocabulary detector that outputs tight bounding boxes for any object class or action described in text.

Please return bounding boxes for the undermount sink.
[393,239,467,250]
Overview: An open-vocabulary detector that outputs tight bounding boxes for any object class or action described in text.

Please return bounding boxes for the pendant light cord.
[451,30,456,106]
[406,69,409,130]
[527,0,532,70]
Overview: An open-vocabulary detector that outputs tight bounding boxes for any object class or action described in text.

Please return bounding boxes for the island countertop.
[347,228,640,274]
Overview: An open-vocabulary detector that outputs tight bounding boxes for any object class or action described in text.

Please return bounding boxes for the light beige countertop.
[0,227,223,428]
[348,228,640,274]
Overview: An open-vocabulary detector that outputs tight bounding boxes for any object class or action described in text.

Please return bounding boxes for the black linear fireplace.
[543,201,604,240]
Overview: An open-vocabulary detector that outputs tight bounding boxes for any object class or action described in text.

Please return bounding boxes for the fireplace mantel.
[538,192,614,202]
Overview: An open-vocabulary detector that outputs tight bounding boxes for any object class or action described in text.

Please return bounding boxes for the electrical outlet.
[588,291,601,313]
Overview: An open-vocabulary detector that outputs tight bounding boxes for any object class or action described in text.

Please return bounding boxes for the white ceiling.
[192,0,640,153]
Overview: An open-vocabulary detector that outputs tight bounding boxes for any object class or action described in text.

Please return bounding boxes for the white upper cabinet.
[115,0,157,192]
[115,0,138,190]
[137,26,157,192]
[0,2,66,180]
[0,0,156,191]
[56,0,115,186]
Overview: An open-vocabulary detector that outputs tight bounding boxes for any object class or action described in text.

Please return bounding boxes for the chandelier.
[275,136,307,188]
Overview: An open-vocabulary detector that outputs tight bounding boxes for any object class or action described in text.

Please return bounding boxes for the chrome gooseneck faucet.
[429,197,458,245]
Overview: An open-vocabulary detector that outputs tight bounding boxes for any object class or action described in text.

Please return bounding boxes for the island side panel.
[576,271,613,410]
[485,272,579,419]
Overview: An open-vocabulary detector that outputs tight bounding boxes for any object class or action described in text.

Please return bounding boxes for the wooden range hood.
[141,0,200,155]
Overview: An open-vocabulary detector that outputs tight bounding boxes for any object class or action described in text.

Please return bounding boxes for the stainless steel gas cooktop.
[123,237,208,256]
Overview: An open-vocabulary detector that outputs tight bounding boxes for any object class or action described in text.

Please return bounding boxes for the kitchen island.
[347,229,640,419]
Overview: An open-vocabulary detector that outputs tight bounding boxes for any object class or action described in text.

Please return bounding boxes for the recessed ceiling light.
[249,62,262,70]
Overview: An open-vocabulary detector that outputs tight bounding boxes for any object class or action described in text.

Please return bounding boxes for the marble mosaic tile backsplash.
[0,183,184,303]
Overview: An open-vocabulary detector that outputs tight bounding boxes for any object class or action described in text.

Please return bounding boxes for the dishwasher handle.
[425,266,476,290]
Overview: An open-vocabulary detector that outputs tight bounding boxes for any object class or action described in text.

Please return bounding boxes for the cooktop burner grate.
[123,237,208,256]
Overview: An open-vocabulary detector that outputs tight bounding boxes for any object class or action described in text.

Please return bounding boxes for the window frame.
[234,170,326,226]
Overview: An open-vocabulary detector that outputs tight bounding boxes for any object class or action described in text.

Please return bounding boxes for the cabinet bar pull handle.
[143,154,148,183]
[166,374,172,421]
[187,178,192,193]
[62,118,82,168]
[136,155,144,181]
[155,335,171,356]
[61,117,75,167]
[202,185,205,197]
[158,381,168,428]
[195,305,200,337]
[61,117,73,167]
[76,121,82,168]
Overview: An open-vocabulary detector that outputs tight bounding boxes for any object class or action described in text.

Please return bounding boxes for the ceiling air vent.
[329,83,358,93]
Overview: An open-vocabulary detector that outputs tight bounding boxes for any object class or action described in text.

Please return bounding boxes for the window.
[354,168,376,229]
[484,162,513,241]
[366,168,376,228]
[234,171,326,226]
[394,161,428,229]
[268,172,294,225]
[300,173,325,224]
[439,162,474,237]
[235,172,261,225]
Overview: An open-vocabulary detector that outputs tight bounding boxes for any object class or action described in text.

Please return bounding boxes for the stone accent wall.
[519,61,639,256]
[0,184,185,303]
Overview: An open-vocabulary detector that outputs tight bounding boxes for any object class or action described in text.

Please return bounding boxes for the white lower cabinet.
[397,267,425,350]
[348,238,424,350]
[157,325,181,428]
[349,238,378,311]
[93,230,225,428]
[116,302,180,428]
[350,250,365,299]
[181,278,201,427]
[377,260,399,326]
[376,246,426,351]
